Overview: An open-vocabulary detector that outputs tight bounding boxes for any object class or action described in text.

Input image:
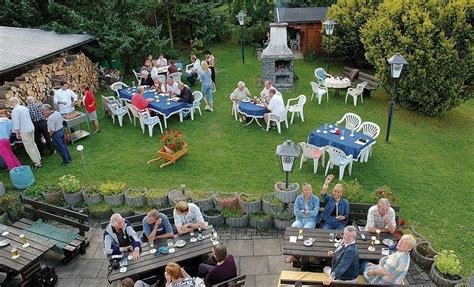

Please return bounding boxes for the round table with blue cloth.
[238,102,269,127]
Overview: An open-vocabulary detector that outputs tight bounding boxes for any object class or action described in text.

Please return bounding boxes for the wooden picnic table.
[108,225,217,283]
[283,227,396,261]
[0,225,55,285]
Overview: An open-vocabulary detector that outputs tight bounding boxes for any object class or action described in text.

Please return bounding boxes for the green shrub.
[24,184,45,199]
[191,190,214,200]
[58,175,81,193]
[239,193,261,203]
[145,188,168,201]
[342,179,364,203]
[99,181,127,196]
[434,250,462,278]
[83,185,99,195]
[263,193,285,208]
[361,0,473,116]
[272,208,295,221]
[221,206,244,218]
[89,202,112,219]
[126,188,145,198]
[203,209,221,216]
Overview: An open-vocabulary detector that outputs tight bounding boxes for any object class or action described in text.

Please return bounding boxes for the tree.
[361,0,473,116]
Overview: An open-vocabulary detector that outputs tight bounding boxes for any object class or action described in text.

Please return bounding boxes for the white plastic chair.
[314,68,331,84]
[191,91,203,120]
[357,121,380,161]
[138,110,163,137]
[325,146,354,181]
[101,96,116,116]
[298,142,325,174]
[156,74,167,85]
[132,70,142,84]
[310,81,329,104]
[125,103,142,128]
[266,108,289,134]
[109,82,129,98]
[286,95,307,124]
[170,72,182,83]
[345,81,368,106]
[230,94,240,121]
[336,113,362,131]
[107,103,129,127]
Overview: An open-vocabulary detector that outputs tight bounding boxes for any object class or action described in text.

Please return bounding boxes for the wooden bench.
[212,274,246,287]
[100,207,175,231]
[319,202,400,227]
[18,197,90,264]
[342,67,379,96]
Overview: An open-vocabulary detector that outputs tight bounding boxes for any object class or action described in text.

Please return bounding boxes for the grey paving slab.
[57,278,82,287]
[254,238,282,256]
[242,274,255,287]
[226,239,254,256]
[79,278,113,287]
[240,256,269,276]
[267,255,298,275]
[255,274,280,287]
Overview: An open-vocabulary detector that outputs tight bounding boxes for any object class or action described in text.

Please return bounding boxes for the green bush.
[24,184,45,199]
[145,188,168,201]
[271,208,295,221]
[434,250,462,278]
[126,188,145,198]
[342,179,364,203]
[99,181,127,196]
[361,0,473,116]
[58,175,81,194]
[239,193,261,203]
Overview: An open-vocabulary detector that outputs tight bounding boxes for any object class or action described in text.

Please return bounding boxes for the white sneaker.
[205,105,210,111]
[210,108,214,112]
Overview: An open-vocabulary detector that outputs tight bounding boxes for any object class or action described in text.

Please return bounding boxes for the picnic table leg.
[254,118,263,127]
[163,116,168,129]
[301,256,310,271]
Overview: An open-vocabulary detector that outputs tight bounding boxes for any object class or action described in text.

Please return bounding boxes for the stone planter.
[262,195,284,216]
[287,202,295,211]
[193,196,214,212]
[42,190,62,204]
[203,212,224,227]
[62,190,83,206]
[241,199,262,214]
[225,214,249,228]
[249,216,272,229]
[125,191,146,207]
[213,193,238,212]
[411,241,438,272]
[0,212,9,225]
[429,264,465,287]
[168,189,190,207]
[82,191,103,206]
[274,219,293,230]
[104,193,124,207]
[274,182,299,203]
[146,194,169,208]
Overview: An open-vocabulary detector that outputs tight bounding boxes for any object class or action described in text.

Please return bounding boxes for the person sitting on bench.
[320,174,350,230]
[198,244,237,286]
[365,198,396,234]
[323,226,360,285]
[173,201,207,235]
[103,213,141,261]
[141,209,174,242]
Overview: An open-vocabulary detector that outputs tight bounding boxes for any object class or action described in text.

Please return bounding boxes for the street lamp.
[322,19,336,72]
[236,11,246,64]
[386,52,407,142]
[276,140,300,189]
[76,145,91,184]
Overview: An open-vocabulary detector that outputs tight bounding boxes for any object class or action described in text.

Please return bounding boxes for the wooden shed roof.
[276,7,328,24]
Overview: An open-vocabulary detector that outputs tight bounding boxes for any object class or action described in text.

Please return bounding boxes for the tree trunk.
[166,3,173,49]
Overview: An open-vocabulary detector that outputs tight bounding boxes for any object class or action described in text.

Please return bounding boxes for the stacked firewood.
[0,52,98,108]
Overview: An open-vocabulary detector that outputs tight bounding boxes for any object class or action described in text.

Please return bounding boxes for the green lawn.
[2,43,473,276]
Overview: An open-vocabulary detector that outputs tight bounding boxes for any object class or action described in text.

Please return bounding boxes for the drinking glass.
[298,229,303,240]
[11,247,20,259]
[375,229,381,244]
[324,123,328,130]
[212,231,218,240]
[167,239,174,247]
[149,240,156,254]
[329,233,335,242]
[20,234,29,248]
[190,229,195,238]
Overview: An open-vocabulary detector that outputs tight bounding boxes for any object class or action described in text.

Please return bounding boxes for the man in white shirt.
[166,78,181,96]
[185,55,201,86]
[156,52,168,67]
[9,97,42,168]
[54,81,78,115]
[173,201,207,234]
[260,81,279,102]
[263,88,285,128]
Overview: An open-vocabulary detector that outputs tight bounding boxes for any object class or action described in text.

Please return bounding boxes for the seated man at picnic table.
[365,198,396,234]
[141,209,174,242]
[103,213,141,260]
[323,226,360,285]
[198,244,237,287]
[262,88,285,129]
[166,78,181,96]
[320,174,349,230]
[177,83,193,104]
[260,80,279,103]
[363,234,416,285]
[173,201,207,235]
[185,55,201,86]
[132,87,153,111]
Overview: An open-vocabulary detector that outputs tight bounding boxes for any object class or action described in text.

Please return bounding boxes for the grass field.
[2,43,473,276]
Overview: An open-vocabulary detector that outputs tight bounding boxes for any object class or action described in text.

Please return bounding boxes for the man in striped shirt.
[365,198,396,234]
[363,234,416,284]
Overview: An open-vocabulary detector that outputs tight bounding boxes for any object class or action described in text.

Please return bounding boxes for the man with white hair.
[323,226,360,285]
[9,97,42,168]
[365,198,396,234]
[140,70,154,86]
[260,81,279,102]
[26,96,54,156]
[103,213,141,260]
[262,88,285,129]
[166,78,180,96]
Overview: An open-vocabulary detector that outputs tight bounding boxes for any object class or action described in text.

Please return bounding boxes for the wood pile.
[0,52,98,108]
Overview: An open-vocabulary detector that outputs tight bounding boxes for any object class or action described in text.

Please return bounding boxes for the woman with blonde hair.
[199,61,214,112]
[320,174,349,230]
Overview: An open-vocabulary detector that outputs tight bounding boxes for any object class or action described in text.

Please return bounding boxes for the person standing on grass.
[199,61,214,112]
[9,97,42,169]
[26,96,55,156]
[204,50,216,92]
[0,109,21,170]
[81,84,100,134]
[54,81,78,115]
[42,104,72,166]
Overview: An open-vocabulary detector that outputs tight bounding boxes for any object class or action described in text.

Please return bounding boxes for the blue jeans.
[322,217,346,230]
[186,72,198,86]
[51,128,72,164]
[292,218,316,228]
[202,84,213,104]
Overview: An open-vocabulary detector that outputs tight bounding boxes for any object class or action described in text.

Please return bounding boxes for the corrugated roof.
[0,26,94,74]
[276,7,328,23]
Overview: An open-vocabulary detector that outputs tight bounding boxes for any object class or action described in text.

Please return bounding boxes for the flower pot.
[274,219,292,230]
[104,193,124,207]
[262,196,284,216]
[225,214,249,228]
[82,191,103,206]
[42,190,63,205]
[214,193,238,212]
[249,216,272,229]
[168,189,190,207]
[125,192,146,207]
[430,264,465,287]
[203,212,224,227]
[241,199,262,214]
[147,194,169,208]
[274,182,299,203]
[193,196,214,212]
[411,241,438,272]
[287,202,295,211]
[63,190,83,206]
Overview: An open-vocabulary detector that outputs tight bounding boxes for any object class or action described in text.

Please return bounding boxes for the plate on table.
[303,238,314,247]
[175,239,186,248]
[329,130,337,134]
[171,97,180,102]
[190,237,198,243]
[383,239,395,247]
[242,99,250,103]
[0,239,10,247]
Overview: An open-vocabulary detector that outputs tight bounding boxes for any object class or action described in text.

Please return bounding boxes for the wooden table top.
[108,225,217,282]
[0,225,55,273]
[283,227,396,261]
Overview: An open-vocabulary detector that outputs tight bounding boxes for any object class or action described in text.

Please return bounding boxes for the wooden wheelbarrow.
[147,144,188,168]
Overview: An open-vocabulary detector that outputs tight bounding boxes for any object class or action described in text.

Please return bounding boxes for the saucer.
[190,237,197,243]
[168,248,176,253]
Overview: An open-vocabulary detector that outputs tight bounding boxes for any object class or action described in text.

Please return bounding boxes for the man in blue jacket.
[103,213,141,260]
[323,226,360,285]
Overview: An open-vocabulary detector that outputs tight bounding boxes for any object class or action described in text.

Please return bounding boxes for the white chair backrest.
[192,91,203,107]
[132,69,142,82]
[327,146,350,165]
[299,142,323,159]
[310,81,320,93]
[170,72,182,83]
[297,94,307,107]
[126,103,140,118]
[314,68,328,82]
[157,74,167,84]
[341,112,362,130]
[110,81,128,93]
[108,103,120,114]
[358,121,380,139]
[356,81,368,93]
[278,107,289,121]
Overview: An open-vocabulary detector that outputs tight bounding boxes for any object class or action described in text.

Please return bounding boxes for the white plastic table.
[324,77,351,96]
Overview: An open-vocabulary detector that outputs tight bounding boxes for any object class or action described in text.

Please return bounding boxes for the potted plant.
[22,184,44,200]
[157,129,188,167]
[274,182,299,203]
[82,185,103,205]
[272,208,295,230]
[99,181,127,206]
[145,188,169,208]
[70,201,89,214]
[262,193,285,215]
[58,175,83,206]
[221,197,248,228]
[214,192,238,212]
[112,205,134,217]
[430,250,465,286]
[168,185,190,207]
[203,209,224,227]
[42,184,63,205]
[249,212,272,229]
[125,188,146,207]
[0,194,23,223]
[411,241,438,272]
[239,193,262,214]
[191,190,214,212]
[89,202,112,220]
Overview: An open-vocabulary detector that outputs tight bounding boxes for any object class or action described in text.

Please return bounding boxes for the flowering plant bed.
[160,129,186,152]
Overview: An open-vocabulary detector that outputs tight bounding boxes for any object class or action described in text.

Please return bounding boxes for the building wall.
[288,23,323,54]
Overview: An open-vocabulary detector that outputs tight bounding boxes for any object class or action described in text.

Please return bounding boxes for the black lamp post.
[322,19,336,72]
[276,140,300,189]
[386,53,407,142]
[236,11,246,64]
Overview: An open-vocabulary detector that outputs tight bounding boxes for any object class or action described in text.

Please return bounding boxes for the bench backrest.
[319,201,400,224]
[100,207,175,230]
[21,197,90,236]
[212,275,246,287]
[279,271,402,286]
[342,66,379,89]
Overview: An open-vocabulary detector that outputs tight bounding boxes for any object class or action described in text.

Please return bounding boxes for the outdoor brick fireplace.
[261,23,294,89]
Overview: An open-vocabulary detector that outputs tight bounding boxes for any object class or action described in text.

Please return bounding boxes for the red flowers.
[161,129,186,152]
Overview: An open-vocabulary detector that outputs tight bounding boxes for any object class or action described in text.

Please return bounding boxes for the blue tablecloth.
[118,88,190,117]
[308,124,375,159]
[238,102,269,117]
